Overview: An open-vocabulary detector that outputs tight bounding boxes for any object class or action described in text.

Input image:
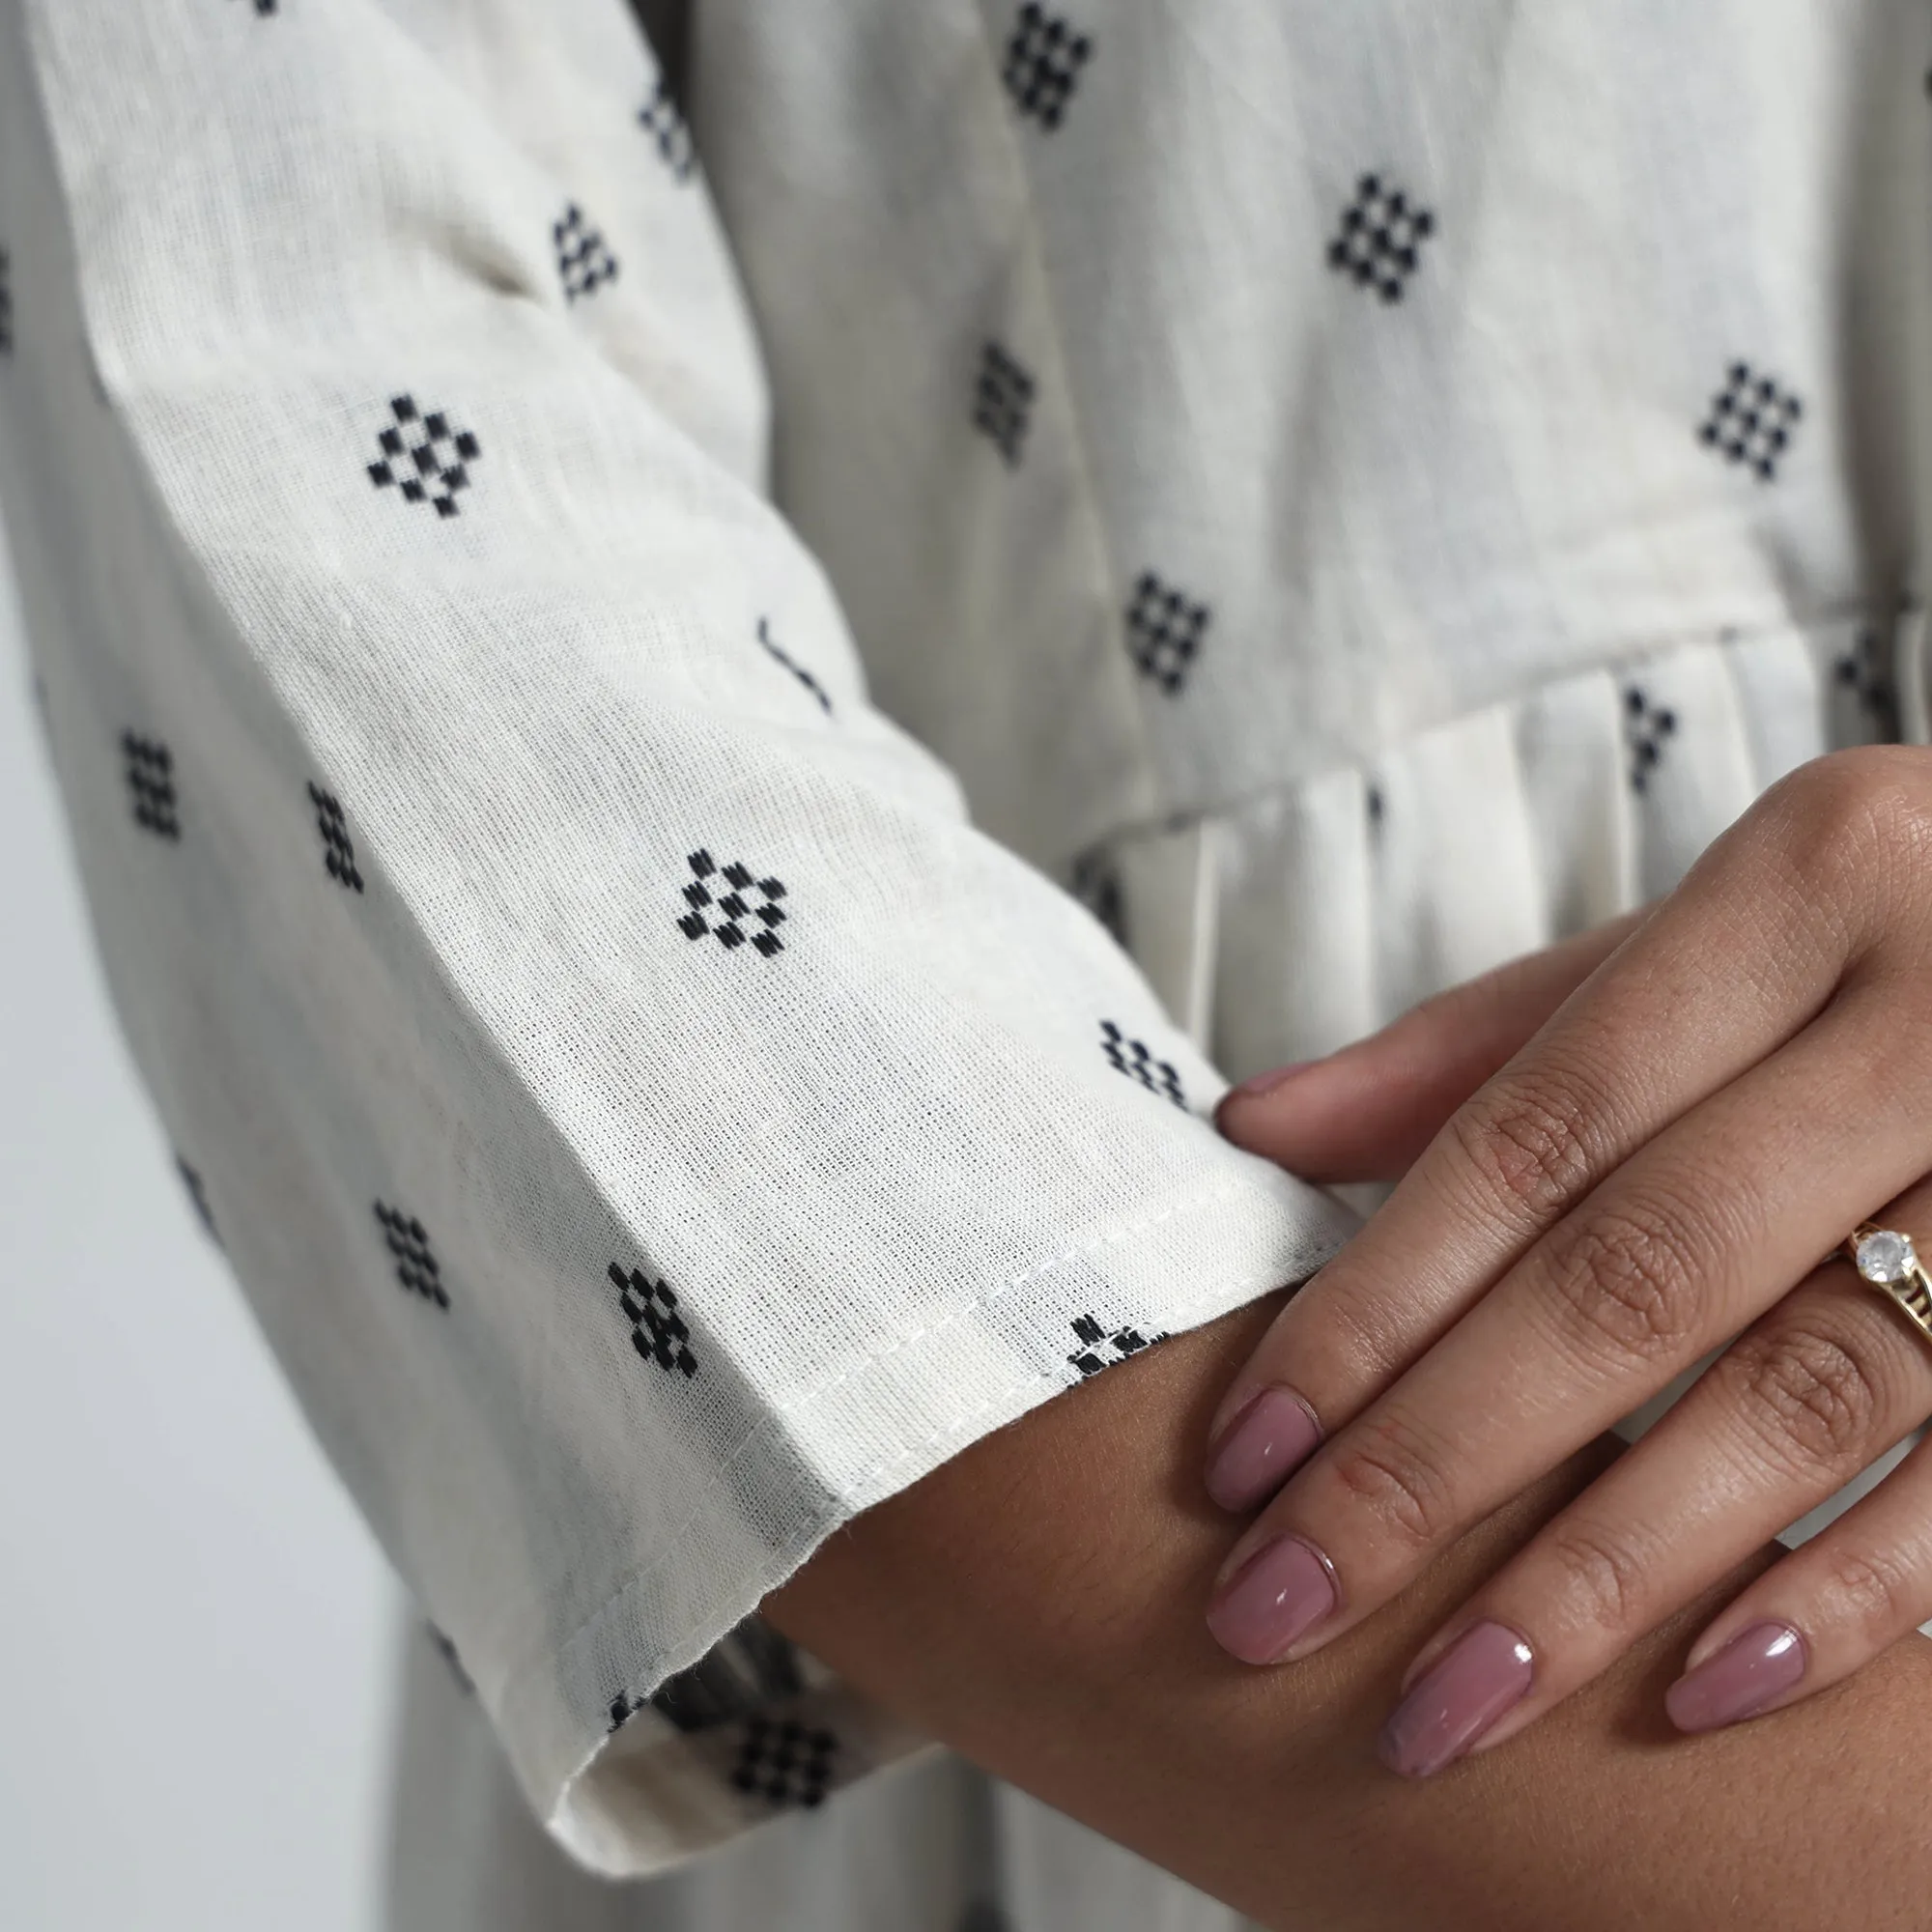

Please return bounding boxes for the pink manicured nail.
[1665,1623,1806,1734]
[1223,1062,1313,1104]
[1379,1623,1534,1778]
[1205,1387,1323,1512]
[1206,1534,1338,1663]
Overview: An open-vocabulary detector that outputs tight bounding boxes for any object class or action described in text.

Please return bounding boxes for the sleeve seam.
[529,1168,1343,1784]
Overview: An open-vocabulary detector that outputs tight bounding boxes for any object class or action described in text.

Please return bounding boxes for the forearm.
[769,1295,1932,1930]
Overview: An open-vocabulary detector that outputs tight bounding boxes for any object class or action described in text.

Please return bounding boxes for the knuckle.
[1773,751,1932,895]
[1538,1197,1711,1367]
[1817,1540,1914,1642]
[1312,1279,1410,1386]
[1327,1410,1460,1551]
[1447,1067,1604,1225]
[1539,1518,1653,1636]
[1719,1317,1889,1475]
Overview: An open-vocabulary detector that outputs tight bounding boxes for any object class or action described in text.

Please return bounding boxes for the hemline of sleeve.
[536,1161,1353,1877]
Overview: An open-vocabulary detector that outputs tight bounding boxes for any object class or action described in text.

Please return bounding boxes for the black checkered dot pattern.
[1002,4,1093,129]
[1070,848,1127,950]
[429,1625,473,1695]
[1327,172,1435,302]
[1100,1019,1185,1108]
[1124,571,1210,695]
[649,1620,807,1733]
[973,341,1035,466]
[123,731,180,839]
[1624,687,1676,794]
[554,203,619,302]
[308,782,364,893]
[367,395,481,520]
[758,618,832,715]
[729,1717,838,1808]
[1835,627,1896,737]
[177,1155,219,1244]
[608,1262,698,1378]
[1698,362,1804,480]
[374,1202,448,1308]
[639,76,696,181]
[678,849,787,957]
[607,1690,648,1736]
[1066,1311,1166,1378]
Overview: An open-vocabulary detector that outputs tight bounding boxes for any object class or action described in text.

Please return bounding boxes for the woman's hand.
[1203,747,1932,1776]
[769,1291,1932,1932]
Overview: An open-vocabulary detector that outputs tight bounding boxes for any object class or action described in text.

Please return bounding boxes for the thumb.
[1215,908,1648,1184]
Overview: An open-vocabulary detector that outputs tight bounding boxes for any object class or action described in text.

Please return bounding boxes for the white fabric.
[382,618,1920,1932]
[3,0,1931,1926]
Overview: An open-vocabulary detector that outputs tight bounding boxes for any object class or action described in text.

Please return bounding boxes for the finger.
[1664,1427,1932,1735]
[1216,911,1648,1185]
[1202,976,1932,1665]
[1201,766,1873,1515]
[1378,1228,1932,1776]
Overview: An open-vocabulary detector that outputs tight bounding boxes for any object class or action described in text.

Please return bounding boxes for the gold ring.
[1844,1224,1932,1346]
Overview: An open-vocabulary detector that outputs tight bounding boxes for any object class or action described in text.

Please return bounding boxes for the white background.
[0,535,393,1931]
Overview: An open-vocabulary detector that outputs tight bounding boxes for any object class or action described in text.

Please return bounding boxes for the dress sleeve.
[0,0,1352,1874]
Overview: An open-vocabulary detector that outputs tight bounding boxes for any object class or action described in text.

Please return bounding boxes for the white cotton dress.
[1,2,1928,1927]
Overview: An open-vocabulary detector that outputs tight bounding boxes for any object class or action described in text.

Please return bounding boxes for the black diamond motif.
[1002,4,1093,130]
[1066,1311,1167,1378]
[366,394,481,520]
[374,1201,449,1308]
[1100,1019,1185,1107]
[1697,361,1804,481]
[1834,626,1896,738]
[973,341,1035,466]
[729,1716,838,1808]
[0,246,13,356]
[1326,172,1436,303]
[123,731,180,839]
[678,848,787,957]
[307,781,365,893]
[1124,571,1209,695]
[650,1618,806,1733]
[639,75,696,181]
[607,1689,649,1736]
[554,203,619,303]
[757,618,832,715]
[428,1625,473,1695]
[177,1155,220,1244]
[1070,848,1127,951]
[1624,687,1677,794]
[608,1261,698,1378]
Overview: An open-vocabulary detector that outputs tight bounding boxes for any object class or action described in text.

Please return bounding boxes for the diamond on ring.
[1855,1228,1918,1285]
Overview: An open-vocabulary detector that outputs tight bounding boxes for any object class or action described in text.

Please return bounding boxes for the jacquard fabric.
[0,0,1354,1884]
[2,0,1930,1923]
[384,616,1924,1929]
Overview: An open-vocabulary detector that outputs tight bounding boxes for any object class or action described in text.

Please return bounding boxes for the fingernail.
[1205,1387,1323,1512]
[1223,1062,1313,1104]
[1378,1622,1534,1778]
[1206,1534,1338,1663]
[1665,1623,1806,1734]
